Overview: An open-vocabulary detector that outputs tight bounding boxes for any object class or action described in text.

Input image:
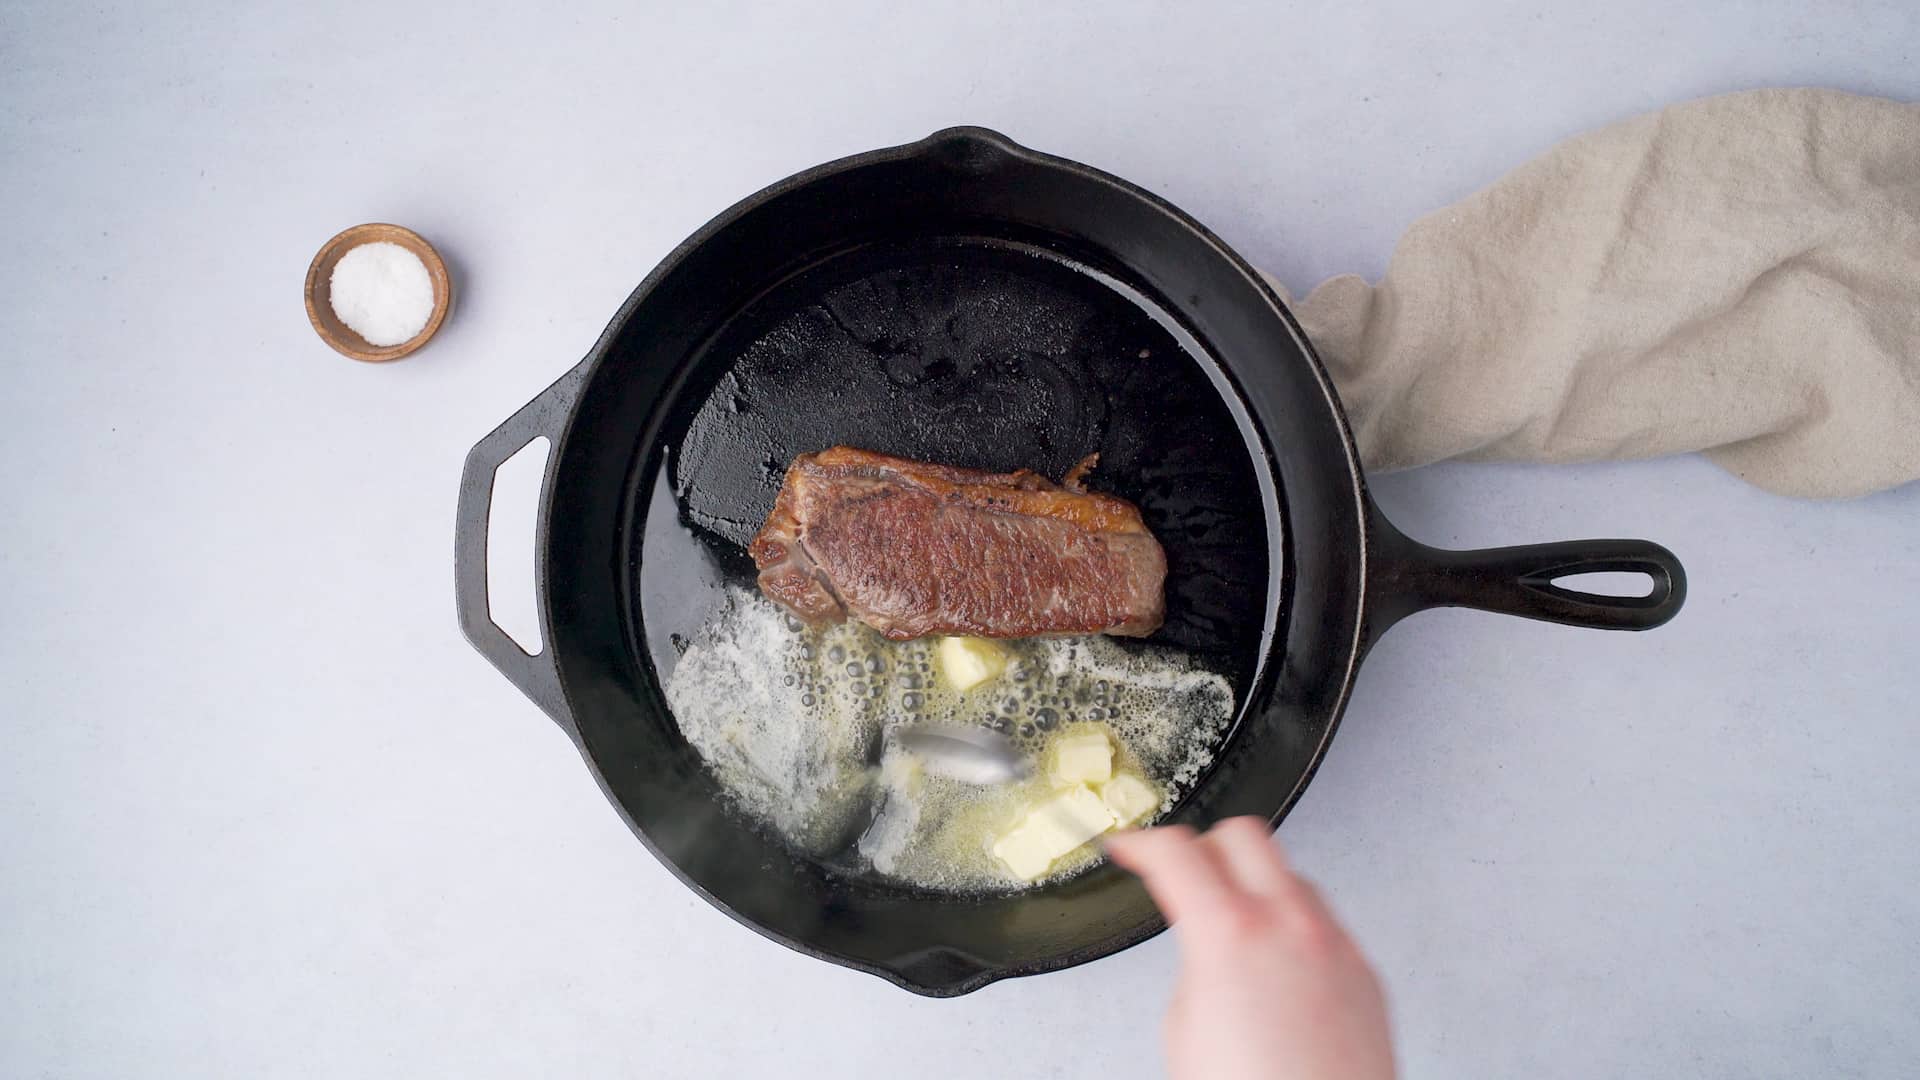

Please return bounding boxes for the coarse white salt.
[329,241,435,347]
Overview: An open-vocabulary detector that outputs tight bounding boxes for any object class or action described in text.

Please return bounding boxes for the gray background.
[4,2,1916,1077]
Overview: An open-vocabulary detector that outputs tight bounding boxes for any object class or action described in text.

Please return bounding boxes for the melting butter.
[666,588,1234,893]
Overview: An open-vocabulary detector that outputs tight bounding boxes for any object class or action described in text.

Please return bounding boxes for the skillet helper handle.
[1368,511,1686,635]
[454,364,589,737]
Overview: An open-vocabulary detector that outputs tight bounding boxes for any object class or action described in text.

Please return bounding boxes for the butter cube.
[1050,730,1114,785]
[990,823,1058,880]
[1026,784,1119,848]
[991,785,1118,879]
[935,636,1007,692]
[1100,772,1161,827]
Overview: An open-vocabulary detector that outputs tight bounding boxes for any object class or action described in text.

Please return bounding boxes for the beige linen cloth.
[1271,88,1918,498]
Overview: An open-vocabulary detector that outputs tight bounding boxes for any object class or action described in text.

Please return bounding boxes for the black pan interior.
[641,236,1275,700]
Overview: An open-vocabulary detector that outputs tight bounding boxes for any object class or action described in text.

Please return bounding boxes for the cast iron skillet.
[454,127,1685,997]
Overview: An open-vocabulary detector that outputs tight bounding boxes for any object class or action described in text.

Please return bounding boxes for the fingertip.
[1099,824,1242,927]
[1216,815,1287,856]
[1201,817,1294,897]
[1105,824,1197,847]
[1215,816,1272,836]
[1102,824,1193,867]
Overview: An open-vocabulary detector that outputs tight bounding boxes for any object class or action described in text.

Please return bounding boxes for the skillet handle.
[1366,508,1686,637]
[454,364,589,739]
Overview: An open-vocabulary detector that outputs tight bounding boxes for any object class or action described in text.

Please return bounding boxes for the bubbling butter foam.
[666,588,1235,892]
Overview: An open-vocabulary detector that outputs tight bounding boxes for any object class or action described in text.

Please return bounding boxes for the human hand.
[1104,817,1394,1080]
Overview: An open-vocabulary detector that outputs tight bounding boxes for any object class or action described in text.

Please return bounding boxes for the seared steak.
[749,447,1165,640]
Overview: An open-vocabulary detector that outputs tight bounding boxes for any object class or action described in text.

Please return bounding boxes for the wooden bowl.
[305,223,452,362]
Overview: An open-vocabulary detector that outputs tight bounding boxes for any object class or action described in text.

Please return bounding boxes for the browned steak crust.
[749,447,1165,640]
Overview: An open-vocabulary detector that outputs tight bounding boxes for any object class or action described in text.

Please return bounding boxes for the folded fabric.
[1275,88,1919,498]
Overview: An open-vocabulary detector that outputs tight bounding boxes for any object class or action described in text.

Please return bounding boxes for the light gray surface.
[3,3,1916,1077]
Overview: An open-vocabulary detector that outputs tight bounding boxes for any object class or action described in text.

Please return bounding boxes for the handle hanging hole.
[487,436,551,656]
[1548,571,1658,599]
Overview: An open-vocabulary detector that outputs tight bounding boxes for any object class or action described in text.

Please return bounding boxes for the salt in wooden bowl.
[304,223,452,362]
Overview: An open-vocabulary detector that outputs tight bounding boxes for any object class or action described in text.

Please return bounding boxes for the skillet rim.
[539,126,1374,996]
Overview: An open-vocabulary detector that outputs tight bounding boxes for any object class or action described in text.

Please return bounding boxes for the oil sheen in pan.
[629,238,1278,867]
[639,237,1276,677]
